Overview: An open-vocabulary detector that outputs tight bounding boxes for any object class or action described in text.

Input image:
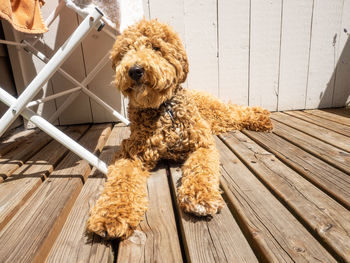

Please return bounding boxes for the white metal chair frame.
[0,3,130,175]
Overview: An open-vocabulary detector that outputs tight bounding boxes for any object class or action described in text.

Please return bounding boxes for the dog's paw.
[178,193,224,216]
[86,209,137,239]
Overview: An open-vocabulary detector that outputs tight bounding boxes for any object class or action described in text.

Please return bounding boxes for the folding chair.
[0,0,143,174]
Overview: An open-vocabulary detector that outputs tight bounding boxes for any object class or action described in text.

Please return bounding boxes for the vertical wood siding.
[4,1,350,125]
[145,0,350,111]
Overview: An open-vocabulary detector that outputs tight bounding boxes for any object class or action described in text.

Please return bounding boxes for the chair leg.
[25,44,130,125]
[0,87,108,174]
[0,8,103,137]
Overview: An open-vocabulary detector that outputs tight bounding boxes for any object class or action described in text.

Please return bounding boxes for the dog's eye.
[152,46,161,51]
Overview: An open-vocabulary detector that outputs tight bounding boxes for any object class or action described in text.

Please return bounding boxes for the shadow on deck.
[0,108,349,262]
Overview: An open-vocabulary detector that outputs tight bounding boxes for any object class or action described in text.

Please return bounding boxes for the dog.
[86,19,273,239]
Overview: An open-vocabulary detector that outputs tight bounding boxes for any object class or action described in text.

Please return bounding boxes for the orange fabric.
[0,0,47,34]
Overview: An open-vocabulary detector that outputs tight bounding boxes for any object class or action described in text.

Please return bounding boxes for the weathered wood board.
[220,131,350,261]
[117,165,183,263]
[272,112,350,152]
[0,125,88,231]
[46,125,126,263]
[243,129,350,209]
[0,124,111,263]
[169,165,258,263]
[216,136,336,262]
[271,120,350,175]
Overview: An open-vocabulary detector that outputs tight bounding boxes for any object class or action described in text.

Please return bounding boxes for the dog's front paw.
[178,191,224,216]
[86,206,140,239]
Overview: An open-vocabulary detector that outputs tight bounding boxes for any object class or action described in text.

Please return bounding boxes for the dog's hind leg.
[189,89,273,134]
[86,158,149,239]
[177,144,224,216]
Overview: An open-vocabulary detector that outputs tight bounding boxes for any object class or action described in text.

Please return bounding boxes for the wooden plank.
[117,164,183,263]
[305,0,343,108]
[218,0,249,105]
[216,137,336,262]
[0,124,111,263]
[272,120,350,175]
[79,16,123,123]
[40,4,92,125]
[249,0,282,111]
[0,128,37,157]
[304,108,350,126]
[0,125,89,231]
[0,55,23,129]
[323,107,350,118]
[277,0,313,110]
[243,130,350,209]
[0,130,52,182]
[332,0,350,107]
[169,165,258,263]
[46,125,127,263]
[143,0,150,19]
[184,0,218,96]
[220,131,350,261]
[272,112,350,152]
[2,20,58,125]
[285,110,350,136]
[148,0,185,41]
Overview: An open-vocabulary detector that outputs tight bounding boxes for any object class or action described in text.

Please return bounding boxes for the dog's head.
[110,19,188,109]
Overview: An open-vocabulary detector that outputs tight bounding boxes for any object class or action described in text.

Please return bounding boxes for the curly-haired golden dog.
[87,19,272,239]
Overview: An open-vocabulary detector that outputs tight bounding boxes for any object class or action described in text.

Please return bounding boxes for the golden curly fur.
[86,19,273,239]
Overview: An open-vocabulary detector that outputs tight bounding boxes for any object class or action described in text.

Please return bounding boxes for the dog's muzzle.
[128,66,144,81]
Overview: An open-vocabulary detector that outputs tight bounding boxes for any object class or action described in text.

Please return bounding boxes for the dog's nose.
[128,66,144,81]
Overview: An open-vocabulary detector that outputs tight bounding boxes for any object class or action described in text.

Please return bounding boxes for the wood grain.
[216,136,336,262]
[272,120,350,175]
[218,0,249,105]
[243,129,350,209]
[304,108,350,126]
[169,164,258,263]
[285,110,350,137]
[332,0,350,107]
[305,0,344,108]
[0,128,36,157]
[220,131,350,261]
[272,112,350,152]
[249,0,282,110]
[183,0,218,97]
[277,0,313,111]
[41,4,92,125]
[79,16,123,123]
[0,130,52,182]
[148,0,186,41]
[0,124,111,263]
[117,164,183,263]
[46,125,125,263]
[0,125,88,231]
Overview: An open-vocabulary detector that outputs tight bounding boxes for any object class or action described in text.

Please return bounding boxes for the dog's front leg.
[177,145,224,216]
[87,158,149,239]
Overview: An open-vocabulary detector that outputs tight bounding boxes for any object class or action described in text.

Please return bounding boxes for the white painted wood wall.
[145,0,350,111]
[3,0,350,125]
[3,2,122,125]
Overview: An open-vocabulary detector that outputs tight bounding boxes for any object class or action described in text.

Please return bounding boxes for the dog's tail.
[188,90,273,135]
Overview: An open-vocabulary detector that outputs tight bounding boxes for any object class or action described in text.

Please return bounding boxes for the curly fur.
[86,19,273,239]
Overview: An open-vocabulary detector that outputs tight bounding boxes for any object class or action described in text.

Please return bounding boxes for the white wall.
[3,1,123,125]
[0,22,22,130]
[3,0,350,126]
[145,0,350,111]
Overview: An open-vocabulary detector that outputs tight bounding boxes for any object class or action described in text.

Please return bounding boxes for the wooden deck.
[0,108,350,262]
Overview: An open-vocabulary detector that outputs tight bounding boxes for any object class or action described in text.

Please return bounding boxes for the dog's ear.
[178,49,189,83]
[110,44,121,71]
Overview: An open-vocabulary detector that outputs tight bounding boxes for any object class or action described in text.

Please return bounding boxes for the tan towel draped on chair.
[0,0,47,34]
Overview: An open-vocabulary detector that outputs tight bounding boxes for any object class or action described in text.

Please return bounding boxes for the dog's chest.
[160,104,191,153]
